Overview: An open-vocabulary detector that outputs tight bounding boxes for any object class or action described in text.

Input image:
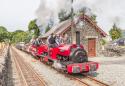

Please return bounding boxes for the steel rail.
[86,76,109,86]
[11,47,47,86]
[70,75,109,86]
[15,46,109,86]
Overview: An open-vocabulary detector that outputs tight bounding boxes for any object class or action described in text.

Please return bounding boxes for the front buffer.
[67,61,99,74]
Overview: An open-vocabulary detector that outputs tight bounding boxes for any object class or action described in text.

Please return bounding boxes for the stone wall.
[63,21,103,56]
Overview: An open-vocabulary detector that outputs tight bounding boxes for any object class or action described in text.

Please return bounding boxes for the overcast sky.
[0,0,125,33]
[36,0,125,33]
[0,0,40,32]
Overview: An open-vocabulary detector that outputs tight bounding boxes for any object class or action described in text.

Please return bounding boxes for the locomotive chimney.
[76,31,80,46]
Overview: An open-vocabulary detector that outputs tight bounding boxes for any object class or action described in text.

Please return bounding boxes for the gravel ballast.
[14,46,125,86]
[13,47,82,86]
[89,56,125,86]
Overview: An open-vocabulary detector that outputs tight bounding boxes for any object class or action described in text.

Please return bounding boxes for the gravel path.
[13,47,82,86]
[89,56,125,86]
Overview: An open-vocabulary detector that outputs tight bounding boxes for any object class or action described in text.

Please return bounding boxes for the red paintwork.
[31,44,84,59]
[67,61,99,74]
[57,44,71,56]
[57,44,84,56]
[28,43,99,74]
[37,44,48,56]
[29,45,37,56]
[49,47,59,60]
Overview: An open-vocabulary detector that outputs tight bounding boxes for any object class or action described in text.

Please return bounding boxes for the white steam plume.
[36,0,125,33]
[36,0,71,25]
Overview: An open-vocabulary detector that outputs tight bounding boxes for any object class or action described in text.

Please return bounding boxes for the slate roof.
[42,14,107,38]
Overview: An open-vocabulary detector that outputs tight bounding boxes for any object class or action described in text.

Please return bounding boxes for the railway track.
[15,47,109,86]
[39,62,109,86]
[39,59,109,86]
[69,75,109,86]
[86,76,109,86]
[11,47,47,86]
[39,54,109,86]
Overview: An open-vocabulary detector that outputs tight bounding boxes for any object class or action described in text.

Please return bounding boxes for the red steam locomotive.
[18,31,99,74]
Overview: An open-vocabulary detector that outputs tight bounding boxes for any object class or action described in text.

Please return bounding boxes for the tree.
[78,7,87,15]
[0,26,31,44]
[0,26,8,42]
[28,19,40,38]
[11,30,29,43]
[58,9,72,22]
[100,39,106,45]
[109,24,122,40]
[25,31,32,43]
[12,30,24,36]
[0,26,7,32]
[78,7,97,22]
[91,14,97,22]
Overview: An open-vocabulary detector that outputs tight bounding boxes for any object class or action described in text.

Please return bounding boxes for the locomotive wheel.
[70,48,88,63]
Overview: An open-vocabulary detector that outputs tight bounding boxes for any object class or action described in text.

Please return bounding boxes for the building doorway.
[88,38,96,57]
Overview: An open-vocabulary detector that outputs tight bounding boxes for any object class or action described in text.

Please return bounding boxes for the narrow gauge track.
[16,47,109,86]
[11,47,47,86]
[39,60,109,86]
[52,69,110,86]
[86,76,109,86]
[69,75,109,86]
[39,59,109,86]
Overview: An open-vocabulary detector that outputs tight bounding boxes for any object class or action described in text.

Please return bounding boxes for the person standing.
[47,33,56,48]
[55,34,63,46]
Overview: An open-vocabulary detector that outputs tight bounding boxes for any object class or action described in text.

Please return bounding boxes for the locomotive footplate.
[66,61,99,74]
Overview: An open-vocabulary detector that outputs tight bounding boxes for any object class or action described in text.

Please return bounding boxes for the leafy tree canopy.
[100,39,107,45]
[91,14,97,22]
[0,26,7,32]
[11,30,29,43]
[28,19,40,38]
[0,26,31,44]
[109,24,122,40]
[58,9,72,22]
[0,26,8,42]
[78,7,97,22]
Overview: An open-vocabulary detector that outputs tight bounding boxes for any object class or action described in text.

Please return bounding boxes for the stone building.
[42,15,107,57]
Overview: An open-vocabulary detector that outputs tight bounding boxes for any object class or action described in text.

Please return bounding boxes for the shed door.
[88,38,96,57]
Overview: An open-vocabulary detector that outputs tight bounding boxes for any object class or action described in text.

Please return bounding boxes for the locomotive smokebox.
[76,31,80,46]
